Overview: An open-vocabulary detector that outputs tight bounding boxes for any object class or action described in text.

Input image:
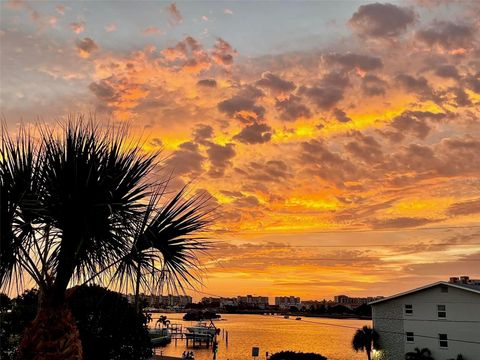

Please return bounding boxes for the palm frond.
[2,118,213,303]
[38,119,158,295]
[0,124,44,291]
[112,185,213,297]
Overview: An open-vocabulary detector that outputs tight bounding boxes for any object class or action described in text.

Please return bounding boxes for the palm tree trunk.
[16,291,83,360]
[134,264,141,313]
[366,349,371,360]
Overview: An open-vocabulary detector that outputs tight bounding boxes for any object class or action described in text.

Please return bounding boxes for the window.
[439,334,448,348]
[406,332,414,343]
[440,285,449,293]
[437,304,446,318]
[405,304,413,315]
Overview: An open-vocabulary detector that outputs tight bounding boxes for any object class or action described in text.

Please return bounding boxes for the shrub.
[0,286,152,360]
[269,351,328,360]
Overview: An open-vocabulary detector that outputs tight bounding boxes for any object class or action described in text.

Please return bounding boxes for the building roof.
[369,281,480,306]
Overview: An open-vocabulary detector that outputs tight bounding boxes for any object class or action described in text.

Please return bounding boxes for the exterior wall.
[372,300,404,360]
[372,285,480,360]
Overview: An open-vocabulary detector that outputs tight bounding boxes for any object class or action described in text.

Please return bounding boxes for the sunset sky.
[1,0,479,301]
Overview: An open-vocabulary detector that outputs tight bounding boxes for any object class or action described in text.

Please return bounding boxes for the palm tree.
[352,326,379,360]
[405,348,434,360]
[156,315,171,328]
[0,120,212,360]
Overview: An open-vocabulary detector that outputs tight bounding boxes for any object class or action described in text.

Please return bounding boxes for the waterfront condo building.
[333,294,383,309]
[370,276,480,360]
[237,295,269,309]
[275,296,301,310]
[127,294,192,309]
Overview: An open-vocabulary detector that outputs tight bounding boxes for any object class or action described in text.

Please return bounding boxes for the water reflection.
[150,313,371,360]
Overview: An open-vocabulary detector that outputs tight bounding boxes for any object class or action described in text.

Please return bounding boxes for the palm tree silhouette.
[0,121,212,360]
[405,348,434,360]
[352,326,379,360]
[157,315,171,328]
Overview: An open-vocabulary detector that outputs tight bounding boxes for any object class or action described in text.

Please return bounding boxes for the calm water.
[150,313,371,360]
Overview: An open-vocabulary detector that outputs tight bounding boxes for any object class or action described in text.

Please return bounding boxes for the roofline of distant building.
[369,281,480,306]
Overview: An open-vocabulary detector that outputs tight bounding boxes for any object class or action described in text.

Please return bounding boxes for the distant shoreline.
[216,312,372,320]
[147,310,371,320]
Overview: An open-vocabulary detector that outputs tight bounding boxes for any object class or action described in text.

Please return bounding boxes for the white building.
[370,277,480,360]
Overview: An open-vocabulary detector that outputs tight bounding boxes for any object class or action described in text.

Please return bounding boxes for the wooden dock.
[156,323,216,349]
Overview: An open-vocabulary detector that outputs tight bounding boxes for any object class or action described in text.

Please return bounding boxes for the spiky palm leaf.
[2,119,212,301]
[2,119,213,360]
[35,121,159,300]
[113,186,212,300]
[0,126,44,291]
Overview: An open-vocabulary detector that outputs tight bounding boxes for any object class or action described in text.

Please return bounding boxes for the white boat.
[186,321,218,337]
[149,327,172,346]
[149,327,170,337]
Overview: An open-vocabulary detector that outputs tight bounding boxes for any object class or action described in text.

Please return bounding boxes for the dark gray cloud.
[76,37,99,55]
[450,87,472,107]
[321,71,350,89]
[217,85,265,122]
[166,141,205,176]
[415,21,476,50]
[233,195,260,208]
[233,122,272,144]
[240,160,290,183]
[435,136,480,177]
[256,72,296,94]
[197,79,217,87]
[167,3,183,24]
[349,3,417,38]
[372,217,435,229]
[447,199,480,216]
[193,124,214,143]
[298,71,350,110]
[434,64,460,79]
[206,142,236,178]
[345,131,383,163]
[385,136,480,179]
[275,95,312,121]
[333,108,352,123]
[89,80,117,101]
[211,38,236,66]
[395,74,437,101]
[299,85,344,110]
[220,190,244,198]
[379,110,443,142]
[465,73,480,94]
[361,74,387,96]
[325,53,383,71]
[300,139,359,186]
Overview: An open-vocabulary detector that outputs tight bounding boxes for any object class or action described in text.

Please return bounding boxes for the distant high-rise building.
[237,295,269,309]
[275,296,301,309]
[333,294,383,308]
[126,294,192,309]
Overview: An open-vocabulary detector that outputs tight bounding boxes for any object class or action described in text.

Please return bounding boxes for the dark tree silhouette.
[269,351,327,360]
[405,347,434,360]
[352,326,379,360]
[0,286,153,360]
[0,120,212,360]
